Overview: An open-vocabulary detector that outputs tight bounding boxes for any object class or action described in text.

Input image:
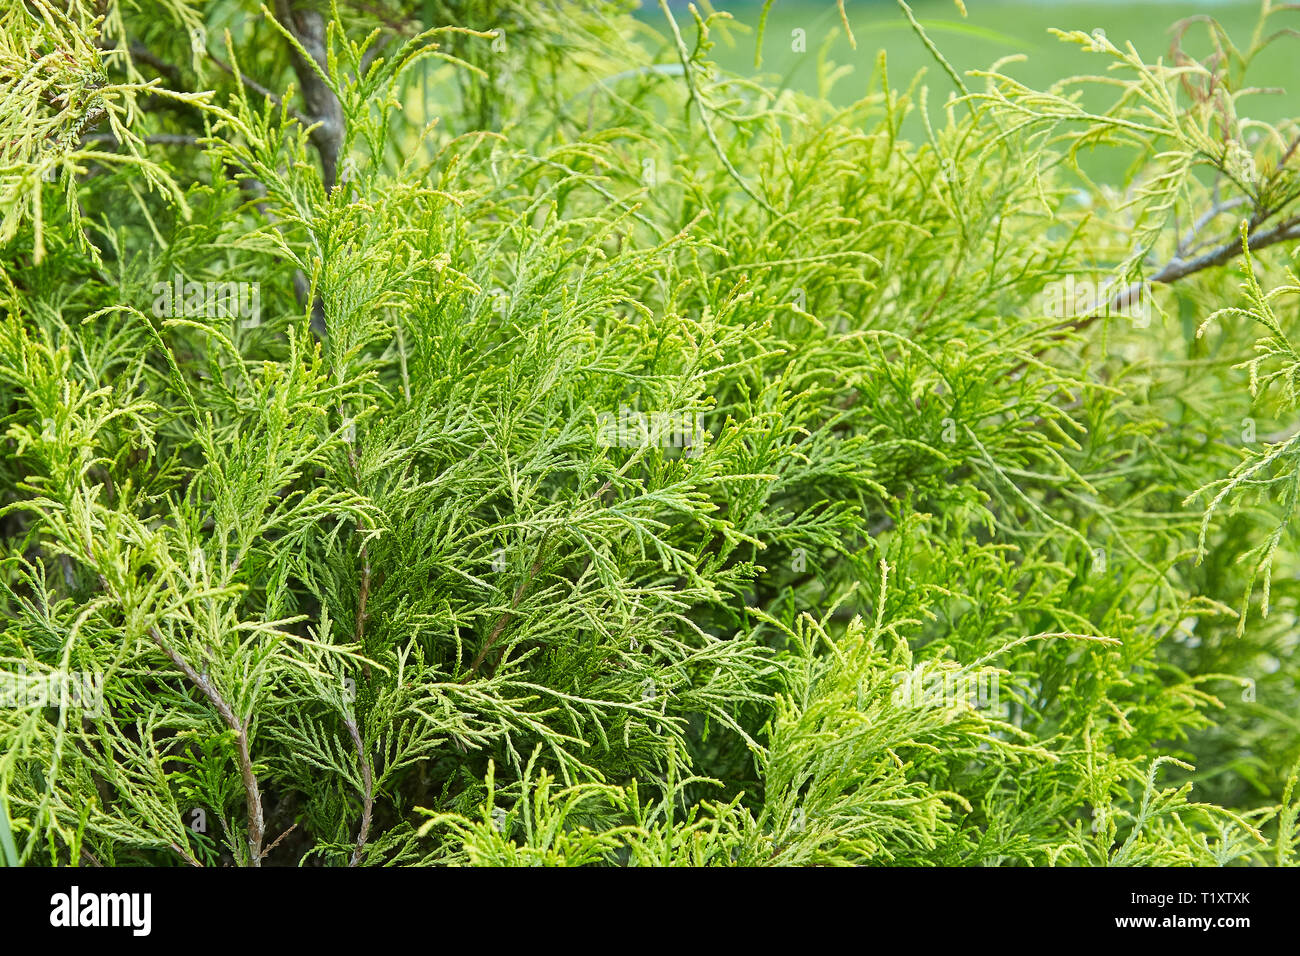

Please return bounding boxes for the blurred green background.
[636,1,1296,182]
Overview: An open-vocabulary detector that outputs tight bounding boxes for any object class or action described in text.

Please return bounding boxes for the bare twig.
[344,714,373,867]
[1177,196,1247,256]
[1022,210,1300,371]
[264,822,299,858]
[1153,213,1300,283]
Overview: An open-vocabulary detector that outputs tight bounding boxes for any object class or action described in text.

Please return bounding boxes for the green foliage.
[1191,232,1300,631]
[0,0,1298,867]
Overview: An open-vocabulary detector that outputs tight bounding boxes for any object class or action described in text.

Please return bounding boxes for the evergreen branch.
[146,631,265,867]
[206,49,310,128]
[657,0,778,217]
[469,525,557,677]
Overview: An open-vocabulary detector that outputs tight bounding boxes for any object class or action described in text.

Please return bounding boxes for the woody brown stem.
[1020,210,1300,373]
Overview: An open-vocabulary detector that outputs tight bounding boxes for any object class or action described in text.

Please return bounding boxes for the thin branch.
[146,625,265,866]
[658,0,778,217]
[264,0,344,339]
[83,132,202,147]
[468,478,613,677]
[206,50,310,128]
[264,821,299,858]
[1153,213,1300,283]
[1279,131,1300,172]
[230,174,328,339]
[469,525,559,677]
[83,548,264,866]
[1177,196,1247,256]
[169,843,203,867]
[272,0,345,190]
[1024,209,1300,370]
[338,409,374,867]
[345,714,373,866]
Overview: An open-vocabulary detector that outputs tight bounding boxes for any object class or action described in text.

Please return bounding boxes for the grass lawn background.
[636,1,1295,183]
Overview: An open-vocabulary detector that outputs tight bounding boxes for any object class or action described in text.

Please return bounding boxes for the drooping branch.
[87,558,265,867]
[148,626,265,866]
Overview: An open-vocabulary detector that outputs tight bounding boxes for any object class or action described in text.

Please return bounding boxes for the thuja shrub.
[0,0,1298,867]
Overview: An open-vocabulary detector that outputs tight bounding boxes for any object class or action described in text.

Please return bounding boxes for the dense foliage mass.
[1,0,1298,867]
